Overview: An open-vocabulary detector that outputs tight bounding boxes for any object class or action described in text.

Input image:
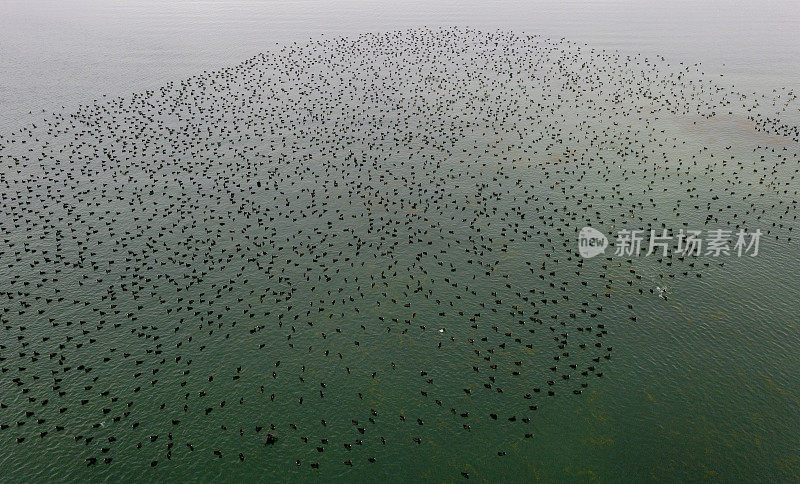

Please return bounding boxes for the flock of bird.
[0,27,797,479]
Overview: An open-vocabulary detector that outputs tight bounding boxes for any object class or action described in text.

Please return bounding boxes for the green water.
[1,24,799,483]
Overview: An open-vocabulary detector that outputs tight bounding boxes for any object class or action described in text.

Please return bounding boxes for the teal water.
[1,4,799,483]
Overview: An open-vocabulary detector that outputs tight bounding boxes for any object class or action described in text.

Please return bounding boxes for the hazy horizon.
[2,0,799,130]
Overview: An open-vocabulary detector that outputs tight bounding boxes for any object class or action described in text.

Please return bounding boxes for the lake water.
[1,1,799,482]
[2,0,799,130]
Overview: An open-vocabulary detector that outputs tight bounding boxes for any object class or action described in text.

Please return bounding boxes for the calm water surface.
[1,0,799,129]
[0,2,799,482]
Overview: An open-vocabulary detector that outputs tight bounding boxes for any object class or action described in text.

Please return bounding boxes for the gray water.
[1,0,799,131]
